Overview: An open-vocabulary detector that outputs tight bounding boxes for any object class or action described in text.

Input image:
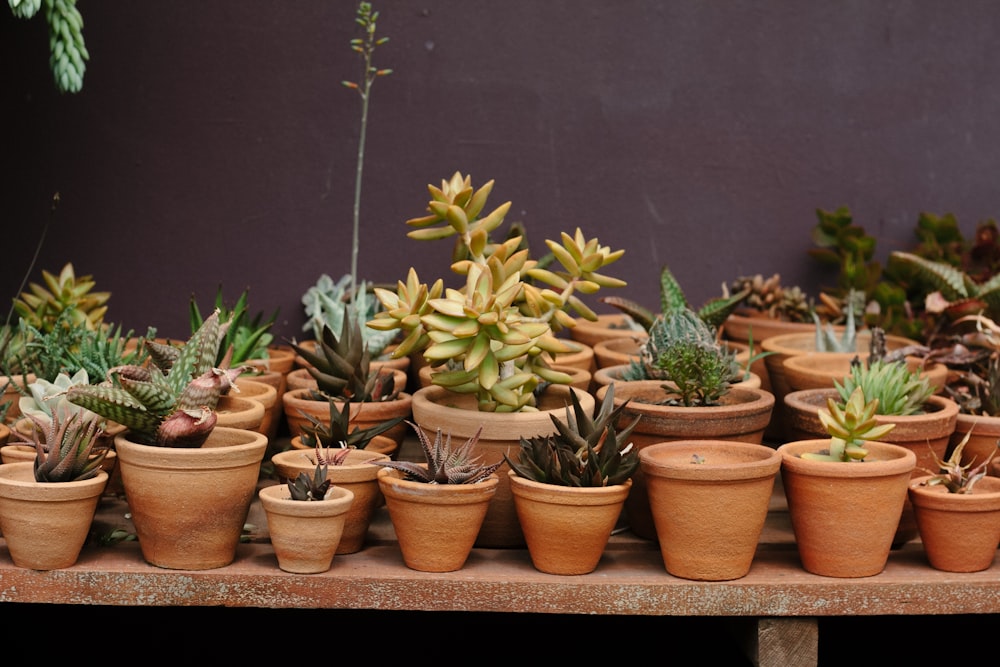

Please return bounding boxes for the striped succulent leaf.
[165,309,227,397]
[66,383,164,443]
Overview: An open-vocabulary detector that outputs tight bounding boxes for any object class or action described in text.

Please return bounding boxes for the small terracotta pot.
[271,446,389,554]
[282,387,412,445]
[258,483,355,573]
[567,314,647,347]
[377,467,499,572]
[778,439,916,578]
[0,461,108,570]
[231,377,278,437]
[214,394,266,432]
[639,440,781,581]
[908,474,1000,573]
[508,471,632,575]
[592,334,647,369]
[782,353,949,395]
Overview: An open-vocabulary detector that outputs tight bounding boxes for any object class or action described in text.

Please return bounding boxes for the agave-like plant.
[13,412,108,483]
[370,421,502,484]
[505,382,641,487]
[65,310,247,448]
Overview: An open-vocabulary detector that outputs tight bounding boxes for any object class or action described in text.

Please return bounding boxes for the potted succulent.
[63,309,268,570]
[0,411,109,570]
[503,383,640,575]
[370,422,503,572]
[367,170,622,547]
[595,303,775,539]
[285,314,411,447]
[907,432,1000,572]
[639,439,782,581]
[777,387,917,577]
[258,452,356,574]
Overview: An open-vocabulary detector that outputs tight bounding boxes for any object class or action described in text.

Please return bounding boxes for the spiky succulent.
[13,263,109,334]
[191,286,277,366]
[65,310,247,448]
[298,396,404,450]
[835,355,935,417]
[290,315,399,403]
[301,274,398,358]
[803,386,897,462]
[370,421,502,484]
[505,383,641,487]
[14,412,108,483]
[919,430,998,494]
[286,448,350,501]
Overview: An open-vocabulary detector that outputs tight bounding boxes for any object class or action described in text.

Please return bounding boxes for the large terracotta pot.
[114,426,267,570]
[639,440,781,581]
[778,439,916,577]
[377,467,499,572]
[908,475,1000,573]
[410,383,594,548]
[258,482,355,574]
[508,471,631,576]
[783,388,959,545]
[282,387,412,446]
[270,446,389,554]
[0,461,108,570]
[596,381,775,540]
[782,352,949,395]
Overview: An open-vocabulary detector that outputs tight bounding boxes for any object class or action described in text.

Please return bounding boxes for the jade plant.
[12,412,108,483]
[505,382,640,487]
[64,310,247,448]
[803,386,897,462]
[370,421,503,484]
[367,171,627,412]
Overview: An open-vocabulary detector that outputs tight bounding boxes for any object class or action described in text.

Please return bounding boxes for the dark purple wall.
[4,1,1000,340]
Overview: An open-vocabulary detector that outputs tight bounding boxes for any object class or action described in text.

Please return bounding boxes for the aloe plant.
[64,310,247,447]
[13,412,108,483]
[370,421,503,484]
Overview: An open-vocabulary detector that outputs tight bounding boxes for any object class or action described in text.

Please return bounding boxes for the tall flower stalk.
[341,2,392,300]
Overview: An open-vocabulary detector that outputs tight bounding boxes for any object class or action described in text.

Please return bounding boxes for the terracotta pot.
[948,413,1000,478]
[271,446,389,554]
[0,423,8,446]
[908,475,1000,572]
[377,467,499,572]
[214,394,266,432]
[592,363,761,391]
[0,461,108,570]
[235,372,283,440]
[10,416,125,496]
[567,314,647,347]
[231,377,278,437]
[723,311,818,347]
[114,426,267,570]
[782,353,949,395]
[596,381,775,540]
[541,340,596,374]
[508,471,632,575]
[778,439,916,577]
[282,387,412,446]
[783,388,959,545]
[258,482,355,573]
[761,331,922,442]
[410,383,594,548]
[1,373,36,424]
[289,433,399,460]
[639,440,781,581]
[592,334,647,369]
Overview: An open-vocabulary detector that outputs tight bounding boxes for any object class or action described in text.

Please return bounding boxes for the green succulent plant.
[835,356,935,417]
[724,273,813,323]
[64,310,247,447]
[289,315,398,403]
[286,448,351,501]
[368,171,626,412]
[13,412,108,483]
[298,396,404,450]
[802,386,897,462]
[190,286,277,366]
[504,382,640,487]
[8,0,89,93]
[624,306,742,407]
[301,274,397,359]
[370,421,503,484]
[13,263,109,334]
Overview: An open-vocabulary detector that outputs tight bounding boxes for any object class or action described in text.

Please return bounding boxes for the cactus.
[65,310,247,448]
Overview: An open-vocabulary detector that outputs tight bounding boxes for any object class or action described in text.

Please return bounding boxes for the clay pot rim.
[784,388,959,428]
[271,446,389,471]
[908,474,1000,504]
[638,440,781,481]
[598,380,774,415]
[0,460,109,493]
[778,439,917,478]
[506,468,632,500]
[377,466,499,500]
[258,482,355,514]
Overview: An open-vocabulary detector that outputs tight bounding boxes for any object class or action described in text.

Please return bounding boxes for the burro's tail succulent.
[65,310,248,448]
